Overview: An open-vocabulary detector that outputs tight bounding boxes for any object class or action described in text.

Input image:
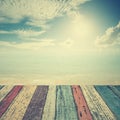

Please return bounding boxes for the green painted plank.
[55,85,78,120]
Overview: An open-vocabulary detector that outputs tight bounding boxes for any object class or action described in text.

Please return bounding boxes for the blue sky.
[0,0,120,84]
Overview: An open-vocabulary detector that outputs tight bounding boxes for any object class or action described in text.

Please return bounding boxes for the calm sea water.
[0,52,120,82]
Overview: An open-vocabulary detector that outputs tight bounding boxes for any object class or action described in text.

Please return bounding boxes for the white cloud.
[16,29,45,39]
[0,39,55,50]
[0,0,90,26]
[0,29,45,40]
[0,30,13,34]
[95,22,120,48]
[59,38,74,48]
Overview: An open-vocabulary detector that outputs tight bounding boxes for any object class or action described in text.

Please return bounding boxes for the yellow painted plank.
[42,86,56,120]
[1,86,36,120]
[81,86,115,120]
[0,86,14,102]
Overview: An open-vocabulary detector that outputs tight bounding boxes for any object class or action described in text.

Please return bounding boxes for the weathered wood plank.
[42,86,56,120]
[108,86,120,99]
[0,86,13,102]
[95,86,120,120]
[115,86,120,92]
[0,86,36,120]
[0,86,23,118]
[55,85,78,120]
[0,86,4,90]
[22,86,48,120]
[72,85,92,120]
[81,85,115,120]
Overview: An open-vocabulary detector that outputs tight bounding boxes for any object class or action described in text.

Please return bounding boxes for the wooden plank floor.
[0,85,120,120]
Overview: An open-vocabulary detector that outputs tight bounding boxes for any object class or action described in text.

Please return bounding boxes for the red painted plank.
[72,85,92,120]
[0,86,23,117]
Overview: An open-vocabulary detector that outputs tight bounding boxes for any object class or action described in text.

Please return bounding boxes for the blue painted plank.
[95,86,120,120]
[115,86,120,92]
[108,86,120,99]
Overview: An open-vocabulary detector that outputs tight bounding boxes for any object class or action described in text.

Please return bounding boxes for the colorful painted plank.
[0,86,4,90]
[55,85,78,120]
[22,86,48,120]
[95,86,120,119]
[42,86,56,120]
[0,86,36,120]
[81,85,115,120]
[0,86,13,102]
[72,85,92,120]
[0,86,23,118]
[108,86,120,99]
[115,86,120,92]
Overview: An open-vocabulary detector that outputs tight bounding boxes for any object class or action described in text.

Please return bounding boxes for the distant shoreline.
[0,79,120,85]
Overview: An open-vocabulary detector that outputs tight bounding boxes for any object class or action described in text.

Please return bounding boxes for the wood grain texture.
[0,85,119,120]
[81,85,115,120]
[42,86,56,120]
[0,86,23,118]
[72,85,92,120]
[95,86,120,120]
[108,86,120,99]
[115,86,120,92]
[0,86,4,90]
[55,85,78,120]
[0,86,36,120]
[0,86,13,102]
[22,86,48,120]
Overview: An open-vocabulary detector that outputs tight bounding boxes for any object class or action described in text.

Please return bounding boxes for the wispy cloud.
[15,30,45,40]
[0,0,90,50]
[0,38,55,50]
[0,29,45,40]
[59,38,74,48]
[0,0,89,26]
[95,22,120,48]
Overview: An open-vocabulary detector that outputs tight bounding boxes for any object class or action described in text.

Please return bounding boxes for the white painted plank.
[0,86,14,102]
[42,86,56,120]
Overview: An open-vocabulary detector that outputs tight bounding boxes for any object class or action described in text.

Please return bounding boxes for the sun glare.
[61,14,98,52]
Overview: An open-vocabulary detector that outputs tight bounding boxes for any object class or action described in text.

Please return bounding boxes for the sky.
[0,0,120,84]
